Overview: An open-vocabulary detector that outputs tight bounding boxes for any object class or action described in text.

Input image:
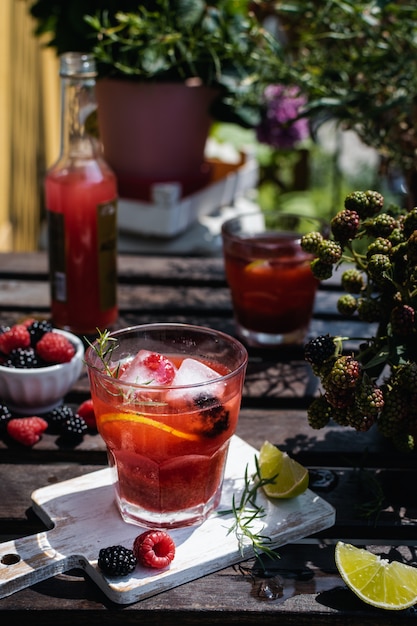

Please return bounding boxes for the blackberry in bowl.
[0,320,84,414]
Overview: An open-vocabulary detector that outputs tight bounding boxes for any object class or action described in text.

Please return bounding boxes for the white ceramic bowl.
[0,329,84,414]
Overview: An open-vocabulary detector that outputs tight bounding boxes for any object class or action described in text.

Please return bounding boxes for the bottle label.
[48,211,67,302]
[97,199,118,310]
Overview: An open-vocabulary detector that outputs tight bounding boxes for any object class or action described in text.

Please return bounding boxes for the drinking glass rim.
[85,322,248,390]
[221,210,328,240]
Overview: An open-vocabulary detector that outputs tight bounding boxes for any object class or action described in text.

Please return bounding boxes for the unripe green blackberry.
[310,258,333,280]
[391,362,417,391]
[366,237,392,258]
[355,381,384,417]
[344,191,367,214]
[377,387,409,437]
[364,190,384,216]
[346,404,375,432]
[391,432,415,453]
[403,208,417,239]
[388,226,406,247]
[337,294,357,316]
[300,231,323,254]
[390,304,415,336]
[324,383,355,409]
[341,268,365,294]
[365,213,397,238]
[330,209,360,244]
[406,230,417,264]
[317,240,342,264]
[388,226,406,246]
[344,190,383,219]
[330,406,350,426]
[357,297,382,323]
[307,396,332,429]
[367,253,392,284]
[325,355,361,390]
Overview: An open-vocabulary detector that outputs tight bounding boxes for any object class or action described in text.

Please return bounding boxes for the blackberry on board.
[98,545,137,576]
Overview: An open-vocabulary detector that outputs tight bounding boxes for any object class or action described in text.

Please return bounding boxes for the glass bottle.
[45,52,118,335]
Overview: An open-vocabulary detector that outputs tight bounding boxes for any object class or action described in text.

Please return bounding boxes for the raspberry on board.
[7,417,48,446]
[133,530,176,569]
[36,332,75,364]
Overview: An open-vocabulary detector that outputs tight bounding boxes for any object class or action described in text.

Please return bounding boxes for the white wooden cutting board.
[0,436,335,604]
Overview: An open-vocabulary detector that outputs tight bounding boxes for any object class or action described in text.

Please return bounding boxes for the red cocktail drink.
[85,324,247,528]
[222,213,325,346]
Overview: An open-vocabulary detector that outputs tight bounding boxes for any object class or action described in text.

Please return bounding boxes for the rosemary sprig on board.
[220,455,279,560]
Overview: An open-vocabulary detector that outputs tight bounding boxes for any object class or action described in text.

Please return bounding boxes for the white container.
[0,330,84,414]
[117,152,258,238]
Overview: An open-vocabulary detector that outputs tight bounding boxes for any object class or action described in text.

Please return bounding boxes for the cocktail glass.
[221,211,327,347]
[85,323,248,528]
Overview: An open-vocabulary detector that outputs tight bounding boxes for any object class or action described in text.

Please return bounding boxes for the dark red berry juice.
[89,355,244,528]
[223,233,318,343]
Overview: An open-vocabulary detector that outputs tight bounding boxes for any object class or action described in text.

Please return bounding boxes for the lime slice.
[335,541,417,610]
[258,440,309,498]
[100,412,200,441]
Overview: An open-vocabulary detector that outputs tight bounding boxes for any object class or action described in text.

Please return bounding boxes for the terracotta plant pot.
[95,80,219,201]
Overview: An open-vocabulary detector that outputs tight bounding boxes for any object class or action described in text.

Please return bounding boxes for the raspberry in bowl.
[0,320,84,414]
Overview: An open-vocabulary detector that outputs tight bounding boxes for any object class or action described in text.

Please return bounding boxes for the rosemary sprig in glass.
[220,455,279,560]
[85,328,119,377]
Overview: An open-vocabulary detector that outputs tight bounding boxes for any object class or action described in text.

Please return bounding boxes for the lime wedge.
[258,440,309,498]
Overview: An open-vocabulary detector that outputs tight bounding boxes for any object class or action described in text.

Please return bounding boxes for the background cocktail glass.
[85,323,248,529]
[221,211,327,347]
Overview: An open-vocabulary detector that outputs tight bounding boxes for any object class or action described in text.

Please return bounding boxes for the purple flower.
[256,85,309,149]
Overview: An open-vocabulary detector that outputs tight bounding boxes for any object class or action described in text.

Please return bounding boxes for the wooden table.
[0,252,416,625]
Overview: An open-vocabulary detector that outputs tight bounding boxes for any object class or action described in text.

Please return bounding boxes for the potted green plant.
[28,0,283,200]
[269,0,417,207]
